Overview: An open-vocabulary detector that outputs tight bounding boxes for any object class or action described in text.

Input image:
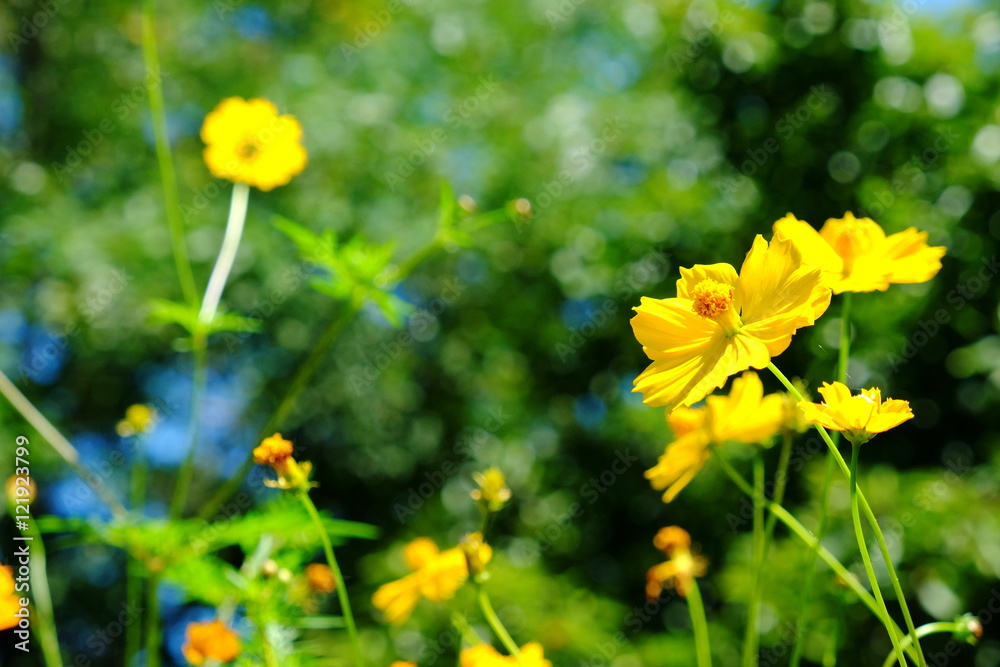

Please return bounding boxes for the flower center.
[237,139,260,160]
[691,279,743,335]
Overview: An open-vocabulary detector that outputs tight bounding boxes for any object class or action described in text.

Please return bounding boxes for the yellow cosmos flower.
[646,526,708,599]
[372,534,490,624]
[391,662,419,667]
[798,381,914,445]
[773,212,946,294]
[181,619,242,665]
[471,467,512,512]
[459,643,552,667]
[631,235,830,411]
[1,565,20,631]
[201,97,307,191]
[645,371,784,502]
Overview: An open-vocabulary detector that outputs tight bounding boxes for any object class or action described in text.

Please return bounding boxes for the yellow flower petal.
[866,399,914,433]
[773,213,844,279]
[881,228,947,284]
[403,537,440,570]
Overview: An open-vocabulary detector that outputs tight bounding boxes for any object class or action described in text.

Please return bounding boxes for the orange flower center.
[691,279,742,335]
[253,434,294,467]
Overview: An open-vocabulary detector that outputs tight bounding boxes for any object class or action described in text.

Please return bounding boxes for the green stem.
[712,451,919,663]
[19,523,63,667]
[477,587,521,657]
[771,362,926,667]
[141,0,197,306]
[198,300,360,520]
[0,370,126,518]
[880,623,962,667]
[741,454,766,667]
[851,446,908,667]
[686,577,713,667]
[146,575,162,667]
[451,611,488,647]
[789,450,837,667]
[791,291,851,667]
[126,434,149,665]
[299,490,364,666]
[169,332,207,518]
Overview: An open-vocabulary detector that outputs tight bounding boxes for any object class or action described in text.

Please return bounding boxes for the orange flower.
[252,433,314,490]
[0,566,20,632]
[181,619,241,665]
[646,526,708,599]
[305,563,337,594]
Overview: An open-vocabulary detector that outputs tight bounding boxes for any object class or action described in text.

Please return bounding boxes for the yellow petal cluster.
[201,97,307,191]
[646,526,708,599]
[253,433,314,490]
[459,642,552,667]
[631,235,830,411]
[1,565,20,631]
[181,618,242,665]
[773,212,945,294]
[645,372,784,502]
[471,467,512,512]
[798,381,913,444]
[305,563,337,594]
[372,534,491,624]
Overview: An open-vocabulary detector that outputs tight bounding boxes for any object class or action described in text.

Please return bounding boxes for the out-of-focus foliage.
[0,0,999,664]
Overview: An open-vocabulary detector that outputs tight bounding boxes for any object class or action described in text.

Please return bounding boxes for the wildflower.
[305,563,337,594]
[1,565,20,631]
[252,433,314,490]
[646,526,708,599]
[391,663,419,667]
[773,212,946,293]
[797,381,914,445]
[201,97,307,191]
[471,467,512,513]
[645,371,784,502]
[460,531,494,576]
[459,643,552,667]
[115,404,158,437]
[373,534,490,624]
[181,618,241,665]
[631,235,830,411]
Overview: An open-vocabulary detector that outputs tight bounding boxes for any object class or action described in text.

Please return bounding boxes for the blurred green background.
[1,0,1000,665]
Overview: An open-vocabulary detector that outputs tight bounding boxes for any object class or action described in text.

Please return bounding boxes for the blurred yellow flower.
[181,618,241,665]
[391,662,418,667]
[305,563,337,594]
[646,526,708,599]
[1,565,20,631]
[459,642,552,667]
[252,433,314,490]
[460,531,494,576]
[471,467,512,512]
[116,403,158,437]
[5,475,36,505]
[798,381,914,445]
[773,212,945,293]
[373,534,490,624]
[201,97,307,191]
[645,371,784,502]
[631,235,830,411]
